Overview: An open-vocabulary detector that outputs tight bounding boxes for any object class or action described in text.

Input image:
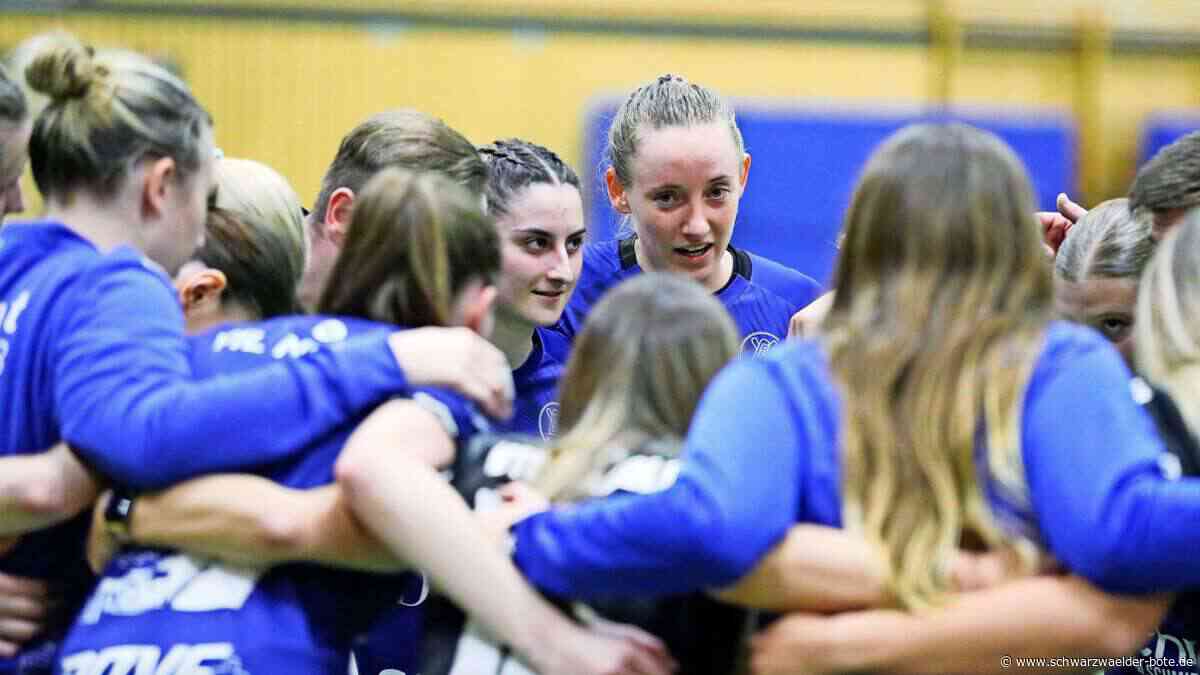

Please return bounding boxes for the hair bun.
[26,38,97,101]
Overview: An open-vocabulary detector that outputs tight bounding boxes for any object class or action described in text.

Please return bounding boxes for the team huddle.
[1,30,1200,675]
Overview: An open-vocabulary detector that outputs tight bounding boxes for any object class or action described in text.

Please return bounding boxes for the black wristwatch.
[103,488,138,544]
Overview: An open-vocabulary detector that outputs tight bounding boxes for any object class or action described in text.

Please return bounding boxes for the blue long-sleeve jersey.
[554,236,822,355]
[0,222,410,672]
[0,222,410,490]
[57,315,487,675]
[513,322,1200,597]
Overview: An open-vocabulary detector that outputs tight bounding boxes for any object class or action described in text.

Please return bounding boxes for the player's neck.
[491,309,536,370]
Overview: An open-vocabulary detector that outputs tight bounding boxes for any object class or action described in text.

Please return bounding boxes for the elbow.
[334,450,376,504]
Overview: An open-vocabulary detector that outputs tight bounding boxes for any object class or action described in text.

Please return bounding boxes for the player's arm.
[335,399,675,675]
[750,575,1168,675]
[0,443,101,535]
[712,524,888,612]
[88,475,403,573]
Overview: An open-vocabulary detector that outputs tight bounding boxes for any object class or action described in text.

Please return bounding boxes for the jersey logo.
[0,290,31,377]
[79,553,262,624]
[60,642,248,675]
[740,331,781,355]
[538,402,559,440]
[310,318,349,344]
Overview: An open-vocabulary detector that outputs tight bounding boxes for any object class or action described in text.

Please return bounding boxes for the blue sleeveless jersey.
[554,236,821,355]
[0,222,409,674]
[514,322,1200,598]
[57,316,488,675]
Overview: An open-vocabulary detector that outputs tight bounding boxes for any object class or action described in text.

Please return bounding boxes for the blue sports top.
[554,236,822,355]
[57,315,488,675]
[495,327,568,440]
[513,322,1200,597]
[0,221,409,671]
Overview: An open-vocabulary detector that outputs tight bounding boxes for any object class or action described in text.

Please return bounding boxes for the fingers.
[586,616,673,666]
[0,574,49,655]
[460,333,513,420]
[0,572,49,600]
[0,593,49,621]
[624,642,676,675]
[1038,212,1072,256]
[1057,192,1087,223]
[0,616,40,647]
[389,328,514,419]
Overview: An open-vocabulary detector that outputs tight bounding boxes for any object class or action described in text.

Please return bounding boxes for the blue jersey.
[495,328,567,439]
[57,316,488,675]
[555,236,822,355]
[513,322,1200,598]
[1107,385,1200,675]
[0,222,409,672]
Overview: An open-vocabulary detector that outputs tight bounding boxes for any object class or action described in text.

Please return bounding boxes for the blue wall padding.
[1140,113,1200,168]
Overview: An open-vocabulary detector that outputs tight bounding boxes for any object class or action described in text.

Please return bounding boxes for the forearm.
[0,444,100,535]
[131,475,403,572]
[338,450,572,661]
[714,524,887,612]
[823,576,1167,674]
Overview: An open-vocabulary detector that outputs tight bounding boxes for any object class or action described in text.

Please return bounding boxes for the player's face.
[619,121,749,292]
[495,182,586,327]
[0,118,32,223]
[1055,275,1138,364]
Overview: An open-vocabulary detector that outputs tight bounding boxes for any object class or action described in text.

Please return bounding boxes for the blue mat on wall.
[1140,113,1200,167]
[581,101,1076,286]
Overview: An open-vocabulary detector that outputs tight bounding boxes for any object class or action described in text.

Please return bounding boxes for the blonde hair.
[24,34,210,200]
[1135,211,1200,436]
[607,73,742,189]
[536,273,739,500]
[1055,198,1155,284]
[216,158,306,278]
[824,123,1052,609]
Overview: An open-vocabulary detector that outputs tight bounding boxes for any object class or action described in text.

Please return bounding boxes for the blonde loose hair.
[823,123,1052,609]
[216,157,307,278]
[536,273,739,500]
[1055,198,1155,284]
[1135,211,1200,436]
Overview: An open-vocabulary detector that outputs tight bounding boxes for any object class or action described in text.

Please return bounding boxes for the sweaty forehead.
[631,122,741,186]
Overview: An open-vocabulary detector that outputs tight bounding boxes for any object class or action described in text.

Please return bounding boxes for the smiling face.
[1055,275,1138,364]
[495,182,586,327]
[609,122,750,292]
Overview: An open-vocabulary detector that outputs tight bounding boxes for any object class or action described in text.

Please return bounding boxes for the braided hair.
[477,138,580,217]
